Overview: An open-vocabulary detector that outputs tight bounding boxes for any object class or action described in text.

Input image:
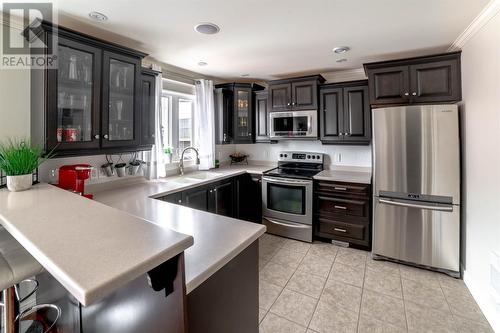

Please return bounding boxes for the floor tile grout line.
[262,239,313,329]
[398,264,410,332]
[304,248,337,329]
[356,251,368,333]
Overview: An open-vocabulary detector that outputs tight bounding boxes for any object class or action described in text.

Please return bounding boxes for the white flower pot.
[6,174,33,192]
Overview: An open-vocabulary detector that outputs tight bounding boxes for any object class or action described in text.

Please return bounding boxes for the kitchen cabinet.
[101,51,141,148]
[27,20,150,156]
[320,81,370,145]
[314,180,372,249]
[209,180,234,217]
[235,174,262,223]
[364,51,461,106]
[157,175,264,223]
[214,83,264,144]
[254,91,270,143]
[268,75,325,112]
[140,68,159,147]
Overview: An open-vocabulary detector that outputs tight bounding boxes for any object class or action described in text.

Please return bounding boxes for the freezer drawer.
[373,197,460,273]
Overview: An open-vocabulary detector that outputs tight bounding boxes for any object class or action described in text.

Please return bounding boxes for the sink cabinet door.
[210,180,235,217]
[182,187,209,211]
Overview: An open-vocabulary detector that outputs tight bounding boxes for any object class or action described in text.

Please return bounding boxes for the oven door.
[269,110,318,139]
[262,176,312,225]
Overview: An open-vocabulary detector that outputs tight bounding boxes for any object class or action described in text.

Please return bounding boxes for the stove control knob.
[284,154,288,158]
[317,155,321,159]
[279,154,283,158]
[307,155,311,159]
[312,155,316,159]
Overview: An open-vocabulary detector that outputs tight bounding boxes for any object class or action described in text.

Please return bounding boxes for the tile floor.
[258,233,493,333]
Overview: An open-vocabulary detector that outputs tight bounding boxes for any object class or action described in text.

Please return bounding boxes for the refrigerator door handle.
[378,198,454,212]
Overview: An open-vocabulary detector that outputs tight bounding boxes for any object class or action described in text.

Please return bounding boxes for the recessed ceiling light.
[241,74,250,77]
[194,23,220,35]
[333,46,350,54]
[336,58,348,63]
[198,61,208,66]
[88,11,108,22]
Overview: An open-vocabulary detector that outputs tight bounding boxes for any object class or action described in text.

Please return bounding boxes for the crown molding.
[448,0,500,51]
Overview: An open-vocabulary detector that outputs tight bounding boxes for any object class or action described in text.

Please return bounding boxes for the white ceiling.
[55,0,489,80]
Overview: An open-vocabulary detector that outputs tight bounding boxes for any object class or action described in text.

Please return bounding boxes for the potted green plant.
[164,147,173,164]
[0,139,51,192]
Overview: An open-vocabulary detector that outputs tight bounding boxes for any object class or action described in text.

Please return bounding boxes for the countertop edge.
[186,225,266,293]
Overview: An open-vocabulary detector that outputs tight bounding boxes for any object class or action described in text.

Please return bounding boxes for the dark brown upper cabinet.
[254,90,270,143]
[268,75,325,112]
[101,51,142,148]
[214,83,264,144]
[140,68,159,147]
[26,20,149,156]
[320,81,371,145]
[364,51,461,106]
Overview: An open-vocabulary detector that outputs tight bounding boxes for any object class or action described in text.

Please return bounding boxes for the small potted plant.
[0,139,51,192]
[164,147,173,164]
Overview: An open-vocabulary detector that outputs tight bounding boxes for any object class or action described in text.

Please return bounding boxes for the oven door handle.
[263,218,311,229]
[263,176,312,185]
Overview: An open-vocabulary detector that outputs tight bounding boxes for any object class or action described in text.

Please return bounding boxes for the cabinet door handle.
[209,190,213,193]
[287,103,291,106]
[94,134,100,139]
[214,188,217,192]
[178,200,182,204]
[103,134,109,139]
[334,186,347,191]
[292,102,296,106]
[334,205,347,210]
[404,92,409,96]
[412,92,417,96]
[334,228,347,233]
[151,134,155,138]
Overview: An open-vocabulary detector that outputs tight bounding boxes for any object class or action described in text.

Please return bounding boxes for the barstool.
[0,226,61,333]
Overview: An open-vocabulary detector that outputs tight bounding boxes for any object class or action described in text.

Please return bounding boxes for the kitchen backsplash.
[38,152,149,184]
[216,142,372,168]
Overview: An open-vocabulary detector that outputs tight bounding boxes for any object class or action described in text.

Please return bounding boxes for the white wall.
[460,7,500,332]
[216,142,372,169]
[0,23,30,141]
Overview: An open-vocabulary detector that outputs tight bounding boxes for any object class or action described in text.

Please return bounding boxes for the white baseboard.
[463,269,500,332]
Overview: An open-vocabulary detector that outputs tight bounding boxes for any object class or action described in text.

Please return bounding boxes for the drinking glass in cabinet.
[56,45,94,143]
[108,59,135,141]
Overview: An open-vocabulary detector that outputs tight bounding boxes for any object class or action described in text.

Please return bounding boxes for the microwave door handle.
[378,198,454,212]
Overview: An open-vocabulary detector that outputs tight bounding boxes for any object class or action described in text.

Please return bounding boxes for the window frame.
[161,90,196,162]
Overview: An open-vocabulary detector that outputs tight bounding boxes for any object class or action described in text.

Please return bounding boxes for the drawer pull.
[334,186,347,191]
[334,228,347,233]
[334,205,347,210]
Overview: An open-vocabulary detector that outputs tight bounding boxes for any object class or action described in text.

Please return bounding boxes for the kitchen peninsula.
[0,165,268,333]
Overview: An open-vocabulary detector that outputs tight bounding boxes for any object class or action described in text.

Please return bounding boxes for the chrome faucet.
[179,147,200,175]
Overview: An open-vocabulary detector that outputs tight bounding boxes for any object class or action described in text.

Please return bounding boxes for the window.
[161,92,195,161]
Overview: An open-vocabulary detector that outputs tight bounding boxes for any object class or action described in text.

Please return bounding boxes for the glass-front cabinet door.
[47,37,102,150]
[102,51,141,147]
[233,86,253,143]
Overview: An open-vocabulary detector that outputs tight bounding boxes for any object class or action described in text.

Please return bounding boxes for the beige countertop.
[89,164,272,294]
[313,167,372,184]
[0,184,193,306]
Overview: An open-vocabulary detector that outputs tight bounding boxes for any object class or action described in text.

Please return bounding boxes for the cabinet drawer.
[316,181,369,196]
[318,218,366,241]
[317,196,369,218]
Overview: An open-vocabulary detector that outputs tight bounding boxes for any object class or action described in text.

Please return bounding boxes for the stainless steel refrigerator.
[372,104,460,277]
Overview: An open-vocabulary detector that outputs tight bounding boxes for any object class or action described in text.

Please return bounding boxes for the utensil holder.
[101,163,114,177]
[115,163,127,177]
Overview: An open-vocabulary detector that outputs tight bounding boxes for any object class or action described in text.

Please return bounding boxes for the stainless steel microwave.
[269,110,318,139]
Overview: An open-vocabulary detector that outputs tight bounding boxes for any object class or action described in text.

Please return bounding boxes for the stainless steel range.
[262,151,324,242]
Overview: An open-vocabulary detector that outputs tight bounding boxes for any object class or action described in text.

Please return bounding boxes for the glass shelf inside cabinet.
[108,59,134,141]
[57,45,94,143]
[236,90,249,137]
